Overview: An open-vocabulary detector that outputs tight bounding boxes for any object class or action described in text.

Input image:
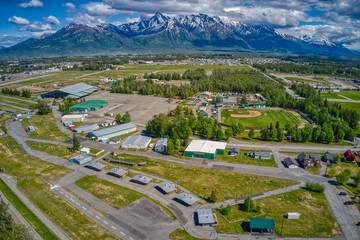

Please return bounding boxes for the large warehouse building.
[88,122,137,142]
[69,100,108,112]
[121,135,151,149]
[41,83,99,99]
[184,140,227,159]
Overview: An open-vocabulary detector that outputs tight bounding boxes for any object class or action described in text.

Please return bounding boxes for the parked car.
[344,201,355,205]
[339,192,347,196]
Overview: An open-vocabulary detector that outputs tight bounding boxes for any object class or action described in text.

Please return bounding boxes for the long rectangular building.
[41,83,99,99]
[184,140,227,159]
[88,123,137,142]
[62,114,86,123]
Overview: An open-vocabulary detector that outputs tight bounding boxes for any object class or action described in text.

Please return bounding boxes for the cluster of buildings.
[283,150,357,169]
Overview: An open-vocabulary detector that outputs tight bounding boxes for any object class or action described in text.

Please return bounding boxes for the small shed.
[28,126,35,132]
[197,209,218,226]
[84,161,107,171]
[156,182,178,195]
[250,218,275,234]
[70,154,92,165]
[175,193,200,207]
[229,148,240,156]
[108,168,128,178]
[155,138,168,152]
[287,212,300,219]
[80,147,90,154]
[109,136,121,144]
[131,175,153,185]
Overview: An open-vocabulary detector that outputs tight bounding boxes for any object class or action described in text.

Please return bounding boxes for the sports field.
[221,109,306,129]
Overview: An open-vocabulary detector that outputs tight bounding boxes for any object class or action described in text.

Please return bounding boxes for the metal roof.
[250,218,275,229]
[73,124,99,133]
[230,148,239,153]
[185,140,227,154]
[121,135,151,148]
[175,193,199,205]
[155,138,168,147]
[89,122,136,138]
[84,161,107,170]
[197,209,216,224]
[58,83,99,98]
[284,157,298,166]
[108,168,128,176]
[71,153,92,162]
[157,182,177,193]
[69,100,108,110]
[131,175,153,184]
[254,151,272,157]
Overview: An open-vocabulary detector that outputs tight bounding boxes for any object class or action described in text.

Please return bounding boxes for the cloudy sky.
[0,0,359,50]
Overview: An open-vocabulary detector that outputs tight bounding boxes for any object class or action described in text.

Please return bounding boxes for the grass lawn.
[26,141,77,159]
[75,176,176,220]
[321,93,346,100]
[0,113,12,124]
[0,136,119,240]
[105,154,297,202]
[169,229,203,240]
[21,113,70,142]
[221,109,306,129]
[326,162,360,178]
[0,104,23,113]
[0,178,57,240]
[307,166,321,175]
[215,189,341,237]
[218,149,277,167]
[0,96,33,109]
[336,102,360,115]
[339,91,360,101]
[285,77,322,83]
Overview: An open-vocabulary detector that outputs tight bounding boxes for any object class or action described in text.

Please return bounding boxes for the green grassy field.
[105,154,297,202]
[0,178,57,240]
[340,91,360,100]
[26,141,77,159]
[337,102,360,115]
[285,77,322,83]
[326,162,359,178]
[21,114,70,142]
[320,93,346,100]
[169,229,203,240]
[215,189,341,237]
[0,136,119,240]
[218,149,277,167]
[222,109,305,129]
[0,96,33,109]
[0,104,23,113]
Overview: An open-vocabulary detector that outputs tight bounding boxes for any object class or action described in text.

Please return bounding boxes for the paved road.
[0,73,60,86]
[0,190,42,240]
[0,174,71,240]
[0,94,37,103]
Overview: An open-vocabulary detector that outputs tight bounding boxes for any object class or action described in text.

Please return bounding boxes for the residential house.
[323,152,337,163]
[283,157,299,168]
[253,151,272,160]
[344,150,356,163]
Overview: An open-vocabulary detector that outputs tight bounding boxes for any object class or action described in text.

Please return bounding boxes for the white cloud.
[112,17,140,26]
[83,2,119,16]
[18,0,43,8]
[43,16,60,25]
[66,13,106,26]
[63,2,76,12]
[0,35,29,47]
[8,16,30,25]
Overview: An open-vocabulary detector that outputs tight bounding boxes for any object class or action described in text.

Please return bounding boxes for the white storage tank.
[287,212,300,219]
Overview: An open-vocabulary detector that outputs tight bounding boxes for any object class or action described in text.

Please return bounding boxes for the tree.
[305,181,325,193]
[36,100,51,115]
[354,171,360,188]
[115,114,122,123]
[72,133,80,151]
[225,127,233,139]
[166,141,174,155]
[209,190,217,203]
[240,95,247,104]
[220,205,232,215]
[243,196,256,212]
[122,111,131,123]
[336,169,351,185]
[248,128,255,139]
[277,130,284,142]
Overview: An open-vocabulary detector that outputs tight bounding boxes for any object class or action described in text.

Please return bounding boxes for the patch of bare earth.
[231,111,261,118]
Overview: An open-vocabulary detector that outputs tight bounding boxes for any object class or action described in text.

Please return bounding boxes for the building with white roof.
[156,182,178,194]
[121,135,151,149]
[73,124,99,133]
[175,193,200,207]
[131,175,153,185]
[41,83,99,99]
[87,123,137,142]
[61,114,86,123]
[197,209,218,226]
[184,140,227,159]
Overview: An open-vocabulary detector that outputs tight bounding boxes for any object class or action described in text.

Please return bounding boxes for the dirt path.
[231,111,261,118]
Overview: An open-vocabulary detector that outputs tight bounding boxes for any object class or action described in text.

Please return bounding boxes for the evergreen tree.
[122,112,131,123]
[209,190,217,203]
[166,141,174,155]
[116,114,122,123]
[248,128,255,139]
[72,133,80,151]
[277,130,285,142]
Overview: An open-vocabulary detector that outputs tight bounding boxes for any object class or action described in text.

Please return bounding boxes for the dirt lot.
[85,91,178,126]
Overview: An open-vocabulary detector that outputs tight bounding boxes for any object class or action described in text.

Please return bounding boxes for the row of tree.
[115,112,131,123]
[1,88,31,98]
[58,97,84,112]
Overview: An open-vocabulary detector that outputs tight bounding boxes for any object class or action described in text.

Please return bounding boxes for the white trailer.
[287,212,300,219]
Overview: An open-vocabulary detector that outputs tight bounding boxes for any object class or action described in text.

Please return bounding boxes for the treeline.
[254,62,360,79]
[1,88,31,98]
[291,84,359,129]
[0,199,34,240]
[58,97,84,112]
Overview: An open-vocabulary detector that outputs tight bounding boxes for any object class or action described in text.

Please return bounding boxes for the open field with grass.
[0,104,23,113]
[0,113,12,124]
[0,178,57,240]
[320,93,346,100]
[340,91,360,100]
[285,77,323,83]
[169,229,203,240]
[218,149,277,167]
[215,189,341,237]
[0,96,33,109]
[26,141,77,159]
[222,109,306,129]
[336,102,360,115]
[21,114,70,142]
[0,136,119,240]
[105,154,297,202]
[326,162,359,178]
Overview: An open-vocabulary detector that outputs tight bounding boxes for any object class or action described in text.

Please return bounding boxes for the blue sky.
[0,0,359,50]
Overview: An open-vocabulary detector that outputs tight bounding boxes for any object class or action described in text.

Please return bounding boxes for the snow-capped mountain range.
[0,12,354,60]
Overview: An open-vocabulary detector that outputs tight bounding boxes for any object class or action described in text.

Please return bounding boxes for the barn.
[41,83,99,99]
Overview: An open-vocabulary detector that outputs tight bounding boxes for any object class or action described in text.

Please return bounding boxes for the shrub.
[220,205,231,215]
[305,181,325,193]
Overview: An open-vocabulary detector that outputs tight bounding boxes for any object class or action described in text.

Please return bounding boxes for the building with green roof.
[250,218,275,234]
[69,100,108,112]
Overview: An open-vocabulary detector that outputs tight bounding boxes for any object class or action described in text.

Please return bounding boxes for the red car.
[344,201,355,205]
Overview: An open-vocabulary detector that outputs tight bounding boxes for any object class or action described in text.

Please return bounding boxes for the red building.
[344,150,356,163]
